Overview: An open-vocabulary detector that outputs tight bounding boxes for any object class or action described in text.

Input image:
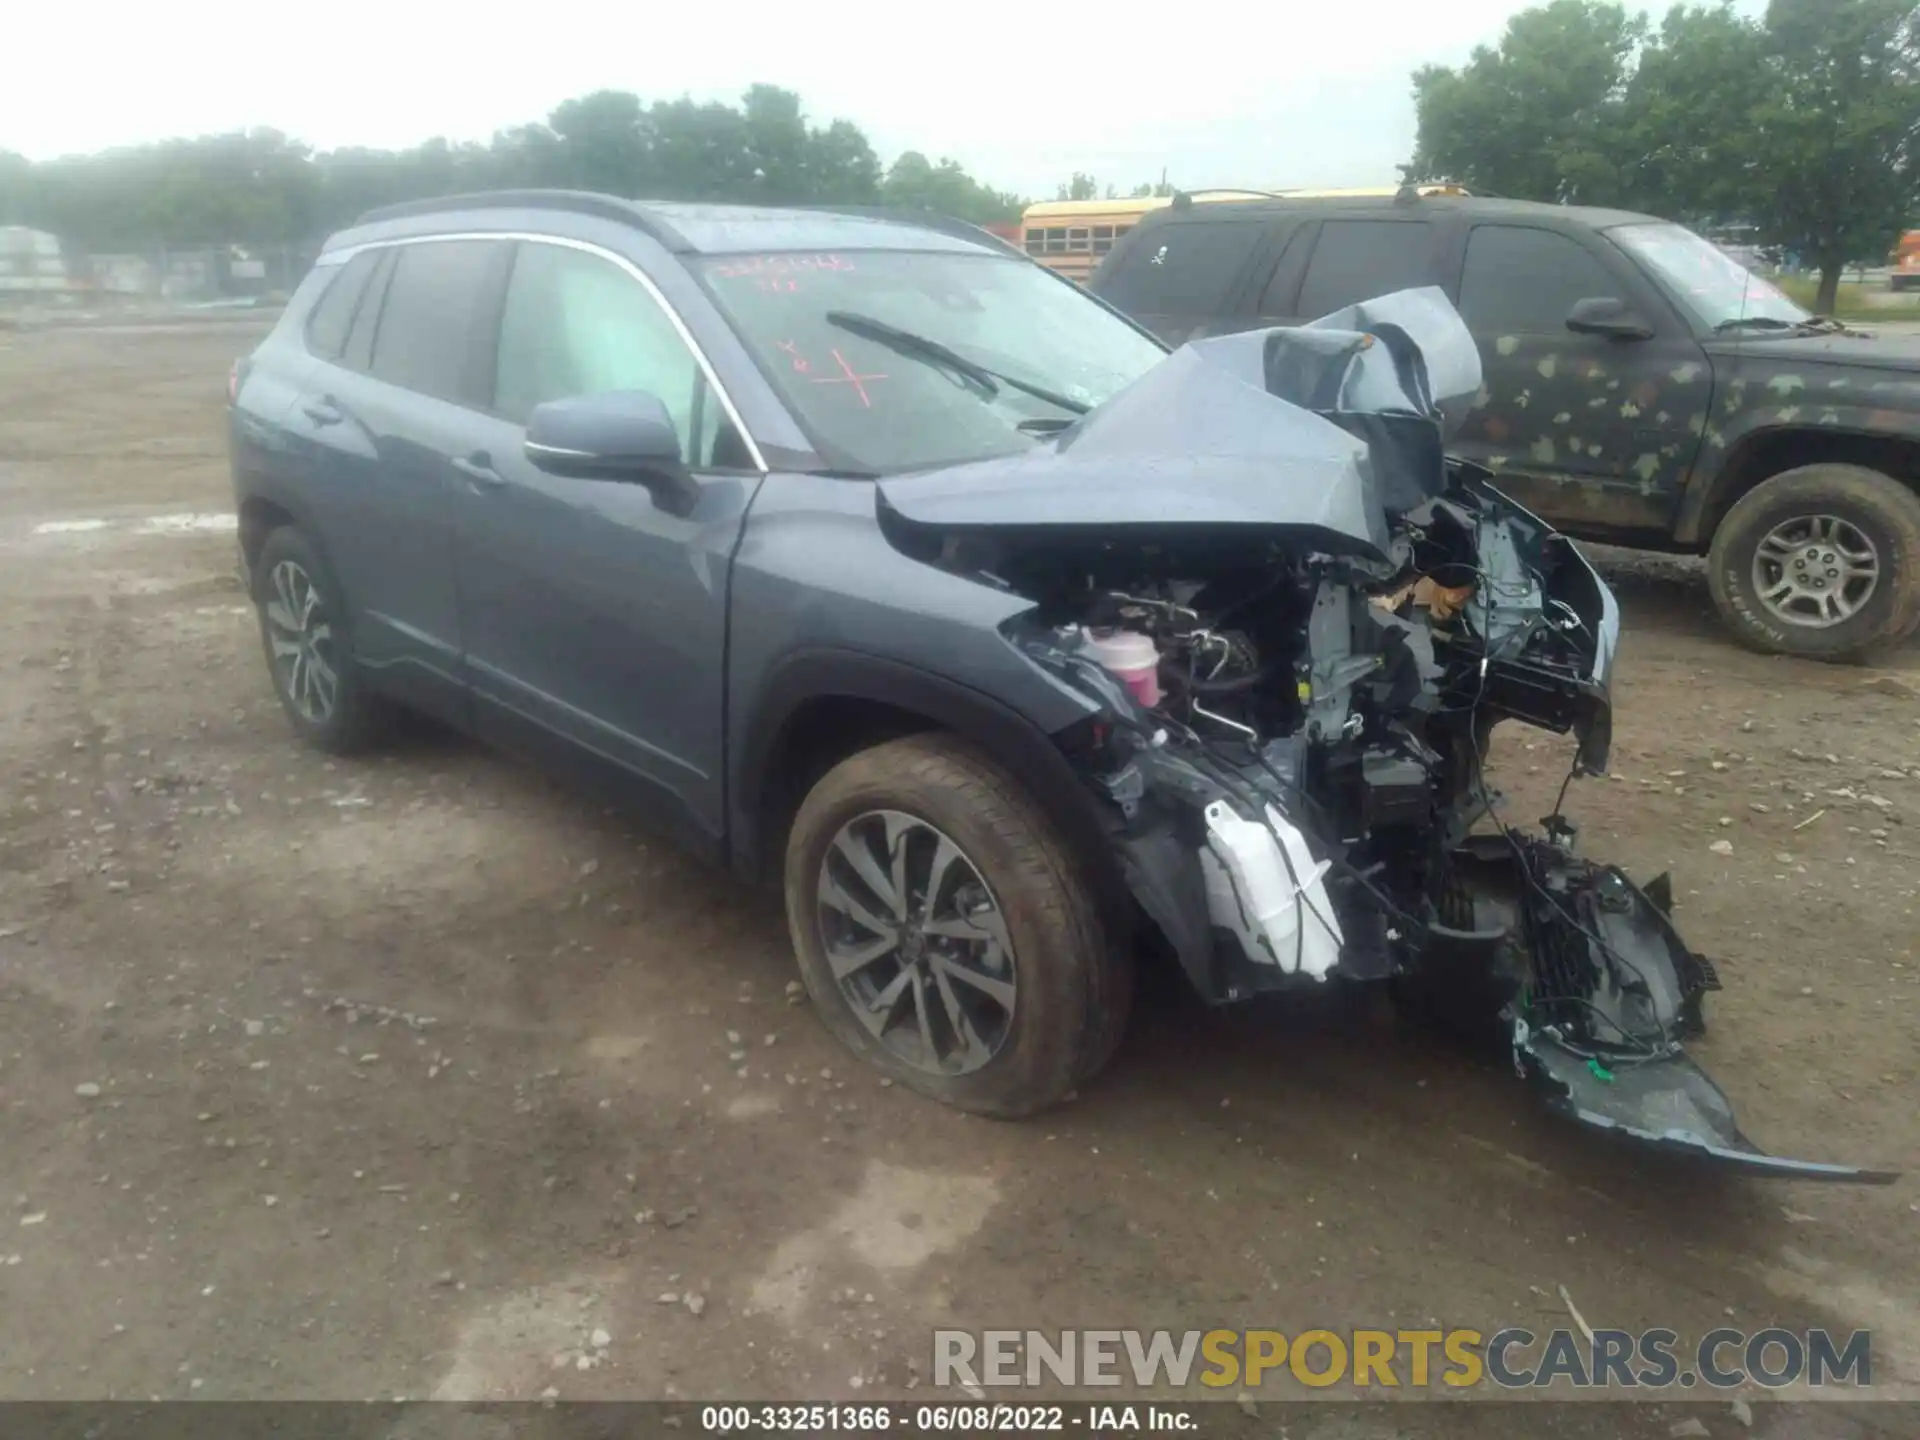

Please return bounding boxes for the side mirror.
[1566,296,1654,341]
[524,391,700,515]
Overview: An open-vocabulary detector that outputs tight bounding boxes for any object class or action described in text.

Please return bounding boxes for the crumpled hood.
[877,287,1485,561]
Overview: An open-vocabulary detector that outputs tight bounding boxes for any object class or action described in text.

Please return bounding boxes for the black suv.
[1092,194,1920,661]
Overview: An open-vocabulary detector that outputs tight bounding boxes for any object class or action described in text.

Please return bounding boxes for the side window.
[493,241,745,467]
[1096,221,1262,315]
[1294,221,1434,318]
[302,251,379,361]
[367,240,500,405]
[1458,225,1628,334]
[1254,228,1306,315]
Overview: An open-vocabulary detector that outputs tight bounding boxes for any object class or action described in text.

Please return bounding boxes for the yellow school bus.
[1020,185,1473,283]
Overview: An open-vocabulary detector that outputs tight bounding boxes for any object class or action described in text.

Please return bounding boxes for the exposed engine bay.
[877,289,1893,1183]
[993,478,1612,988]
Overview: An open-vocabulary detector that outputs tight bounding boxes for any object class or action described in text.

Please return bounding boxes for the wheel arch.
[237,488,339,599]
[1680,425,1920,548]
[729,650,1125,913]
[238,496,297,584]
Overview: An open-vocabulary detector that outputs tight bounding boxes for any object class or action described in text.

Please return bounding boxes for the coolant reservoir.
[1078,628,1161,707]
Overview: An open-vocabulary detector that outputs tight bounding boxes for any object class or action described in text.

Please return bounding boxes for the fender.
[1675,410,1920,547]
[727,647,1125,914]
[233,480,331,593]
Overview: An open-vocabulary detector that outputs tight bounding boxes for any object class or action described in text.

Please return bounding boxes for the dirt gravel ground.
[1,320,1917,1436]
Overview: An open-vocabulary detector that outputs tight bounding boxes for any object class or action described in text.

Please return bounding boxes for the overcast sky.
[5,0,1760,196]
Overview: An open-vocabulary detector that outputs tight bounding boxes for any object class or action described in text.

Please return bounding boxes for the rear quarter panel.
[229,270,335,576]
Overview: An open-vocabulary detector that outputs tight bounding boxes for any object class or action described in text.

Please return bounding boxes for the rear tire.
[1706,463,1920,661]
[784,734,1131,1117]
[252,526,392,754]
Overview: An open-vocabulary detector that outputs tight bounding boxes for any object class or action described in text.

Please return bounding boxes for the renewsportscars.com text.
[933,1327,1872,1391]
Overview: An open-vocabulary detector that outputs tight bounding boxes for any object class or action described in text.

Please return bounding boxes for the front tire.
[252,526,391,753]
[1707,463,1920,661]
[783,734,1131,1117]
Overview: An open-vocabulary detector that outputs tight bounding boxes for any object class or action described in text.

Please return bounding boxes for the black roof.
[1136,193,1659,231]
[346,189,1016,258]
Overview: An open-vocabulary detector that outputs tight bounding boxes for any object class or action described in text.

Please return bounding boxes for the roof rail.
[351,189,692,251]
[805,205,1023,255]
[1169,187,1288,210]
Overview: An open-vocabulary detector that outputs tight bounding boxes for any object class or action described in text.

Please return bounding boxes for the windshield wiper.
[1715,314,1854,338]
[1713,315,1800,333]
[825,311,1091,416]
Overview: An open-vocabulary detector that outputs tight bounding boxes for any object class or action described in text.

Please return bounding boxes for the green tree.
[1055,171,1100,201]
[1411,0,1920,315]
[549,90,650,194]
[802,119,884,205]
[2,88,1012,253]
[1615,3,1771,221]
[882,151,1022,223]
[488,124,564,188]
[647,97,751,199]
[739,84,807,202]
[1751,0,1920,313]
[1412,0,1647,202]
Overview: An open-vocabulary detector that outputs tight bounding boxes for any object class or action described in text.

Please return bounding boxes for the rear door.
[278,236,509,714]
[451,238,763,844]
[1091,217,1268,345]
[1449,221,1711,537]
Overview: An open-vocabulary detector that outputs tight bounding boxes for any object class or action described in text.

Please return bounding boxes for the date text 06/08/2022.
[698,1404,1195,1432]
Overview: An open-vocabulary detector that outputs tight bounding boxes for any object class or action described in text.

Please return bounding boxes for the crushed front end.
[878,288,1895,1183]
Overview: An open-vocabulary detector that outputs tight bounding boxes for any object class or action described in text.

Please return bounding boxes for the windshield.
[1607,222,1809,331]
[698,250,1166,473]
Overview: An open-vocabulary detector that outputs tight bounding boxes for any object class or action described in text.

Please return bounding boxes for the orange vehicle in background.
[1892,230,1920,290]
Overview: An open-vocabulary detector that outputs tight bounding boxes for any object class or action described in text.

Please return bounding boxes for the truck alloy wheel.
[1708,463,1920,661]
[1748,513,1880,629]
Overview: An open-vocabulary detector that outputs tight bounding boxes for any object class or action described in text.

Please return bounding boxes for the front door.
[1450,222,1713,540]
[453,239,763,844]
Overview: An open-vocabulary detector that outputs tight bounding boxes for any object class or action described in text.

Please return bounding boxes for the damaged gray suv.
[228,192,1891,1182]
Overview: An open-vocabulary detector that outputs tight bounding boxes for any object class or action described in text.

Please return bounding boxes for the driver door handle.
[452,453,506,489]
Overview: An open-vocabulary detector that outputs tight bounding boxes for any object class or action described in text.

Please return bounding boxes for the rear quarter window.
[1097,220,1262,316]
[302,250,380,361]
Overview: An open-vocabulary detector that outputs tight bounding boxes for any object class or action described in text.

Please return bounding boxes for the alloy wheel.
[814,809,1017,1076]
[1751,513,1880,629]
[263,559,339,724]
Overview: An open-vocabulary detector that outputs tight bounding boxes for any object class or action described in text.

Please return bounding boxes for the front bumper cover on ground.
[1517,1027,1899,1183]
[1500,855,1898,1184]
